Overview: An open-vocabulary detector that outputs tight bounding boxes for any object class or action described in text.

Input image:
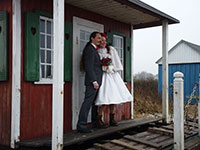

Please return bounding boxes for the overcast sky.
[134,0,200,75]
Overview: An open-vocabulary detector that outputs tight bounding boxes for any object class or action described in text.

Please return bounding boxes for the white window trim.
[113,34,124,65]
[113,34,124,79]
[34,79,53,84]
[35,16,53,84]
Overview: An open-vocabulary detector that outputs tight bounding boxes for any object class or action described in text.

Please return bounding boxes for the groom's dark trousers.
[77,43,103,130]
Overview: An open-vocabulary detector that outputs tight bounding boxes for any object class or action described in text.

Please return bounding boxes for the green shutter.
[0,11,8,81]
[125,37,131,82]
[64,21,72,82]
[24,12,40,81]
[106,32,113,45]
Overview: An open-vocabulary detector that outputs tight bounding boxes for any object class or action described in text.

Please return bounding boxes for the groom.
[77,32,103,133]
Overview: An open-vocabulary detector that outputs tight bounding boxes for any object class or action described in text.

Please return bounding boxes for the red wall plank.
[0,0,12,146]
[64,82,72,133]
[20,0,53,140]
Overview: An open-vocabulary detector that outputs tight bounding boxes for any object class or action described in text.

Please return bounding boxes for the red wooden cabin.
[0,0,179,149]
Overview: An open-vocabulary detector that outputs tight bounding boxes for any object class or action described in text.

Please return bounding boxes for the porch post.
[11,0,21,148]
[173,72,184,150]
[162,20,169,123]
[52,0,65,150]
[130,25,134,119]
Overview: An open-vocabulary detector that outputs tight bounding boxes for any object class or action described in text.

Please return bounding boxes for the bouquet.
[101,57,113,73]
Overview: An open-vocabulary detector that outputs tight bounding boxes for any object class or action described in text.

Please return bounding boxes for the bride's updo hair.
[100,33,111,54]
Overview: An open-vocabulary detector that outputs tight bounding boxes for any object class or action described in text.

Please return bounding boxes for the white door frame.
[72,17,104,129]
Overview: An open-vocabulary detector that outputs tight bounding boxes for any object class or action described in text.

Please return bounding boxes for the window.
[113,34,124,77]
[80,30,91,53]
[25,12,73,82]
[39,16,53,82]
[106,31,131,82]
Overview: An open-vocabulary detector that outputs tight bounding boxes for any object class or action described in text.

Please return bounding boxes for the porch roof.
[65,0,179,29]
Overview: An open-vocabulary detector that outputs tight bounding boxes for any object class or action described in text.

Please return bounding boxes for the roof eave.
[65,0,180,29]
[127,0,180,25]
[133,20,179,30]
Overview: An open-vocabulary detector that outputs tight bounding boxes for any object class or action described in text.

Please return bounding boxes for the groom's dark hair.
[84,31,100,49]
[89,31,99,43]
[80,31,100,72]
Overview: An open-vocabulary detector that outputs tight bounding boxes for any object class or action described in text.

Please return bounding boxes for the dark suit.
[77,43,103,130]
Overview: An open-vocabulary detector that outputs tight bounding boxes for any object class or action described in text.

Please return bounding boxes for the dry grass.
[134,78,162,118]
[133,78,197,120]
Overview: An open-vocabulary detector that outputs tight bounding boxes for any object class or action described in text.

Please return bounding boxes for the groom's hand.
[93,81,99,89]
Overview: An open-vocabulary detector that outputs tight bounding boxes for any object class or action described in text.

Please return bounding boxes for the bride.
[95,33,133,127]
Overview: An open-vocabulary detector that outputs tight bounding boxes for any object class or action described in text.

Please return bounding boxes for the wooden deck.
[17,118,162,148]
[88,122,199,150]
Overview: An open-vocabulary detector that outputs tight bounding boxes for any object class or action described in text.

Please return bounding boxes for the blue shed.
[156,40,200,103]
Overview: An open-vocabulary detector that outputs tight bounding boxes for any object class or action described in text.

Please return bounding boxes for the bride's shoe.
[96,115,109,128]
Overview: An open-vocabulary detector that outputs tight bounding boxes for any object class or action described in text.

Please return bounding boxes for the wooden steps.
[89,122,198,150]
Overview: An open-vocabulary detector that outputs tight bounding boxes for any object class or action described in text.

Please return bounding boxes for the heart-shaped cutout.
[31,27,36,35]
[65,33,69,40]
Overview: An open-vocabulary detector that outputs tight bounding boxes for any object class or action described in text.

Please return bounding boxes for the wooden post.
[198,101,200,137]
[52,0,64,150]
[162,20,169,123]
[11,0,21,148]
[173,72,184,150]
[130,25,134,119]
[198,73,200,136]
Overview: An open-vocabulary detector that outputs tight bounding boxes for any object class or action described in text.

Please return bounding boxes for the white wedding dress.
[95,47,133,105]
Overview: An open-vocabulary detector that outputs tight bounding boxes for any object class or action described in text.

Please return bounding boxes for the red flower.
[102,57,112,66]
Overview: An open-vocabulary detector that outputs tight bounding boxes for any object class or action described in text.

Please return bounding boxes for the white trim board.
[52,0,65,149]
[11,0,21,148]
